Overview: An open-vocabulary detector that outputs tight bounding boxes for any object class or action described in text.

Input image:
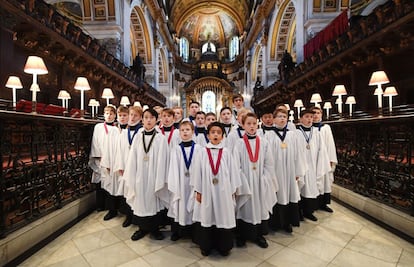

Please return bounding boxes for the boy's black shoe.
[321,205,333,213]
[236,237,246,247]
[170,232,180,241]
[256,236,269,248]
[103,210,117,221]
[284,224,293,233]
[201,250,210,256]
[131,230,146,241]
[122,215,132,227]
[219,250,230,256]
[304,213,318,221]
[150,230,165,240]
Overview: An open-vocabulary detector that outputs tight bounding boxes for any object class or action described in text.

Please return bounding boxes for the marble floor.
[20,201,414,267]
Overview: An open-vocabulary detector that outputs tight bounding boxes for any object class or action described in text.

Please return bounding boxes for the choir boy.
[159,108,180,147]
[275,103,296,131]
[114,105,143,227]
[205,112,217,127]
[173,106,184,128]
[100,106,129,221]
[188,101,200,124]
[194,111,209,146]
[269,108,304,233]
[258,107,276,138]
[233,112,277,248]
[232,94,245,124]
[219,107,234,137]
[123,108,169,241]
[167,121,202,241]
[311,106,338,212]
[225,107,249,150]
[89,105,116,211]
[191,122,242,256]
[296,109,330,222]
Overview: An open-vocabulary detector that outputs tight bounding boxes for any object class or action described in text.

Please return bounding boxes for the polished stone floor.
[21,201,414,267]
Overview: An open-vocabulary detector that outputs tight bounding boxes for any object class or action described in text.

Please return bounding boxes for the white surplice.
[233,136,278,225]
[167,142,203,226]
[191,143,242,229]
[88,123,114,184]
[314,123,338,194]
[268,129,305,205]
[294,126,331,198]
[122,129,170,216]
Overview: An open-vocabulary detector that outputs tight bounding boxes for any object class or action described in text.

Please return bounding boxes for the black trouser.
[269,203,300,229]
[236,219,268,242]
[95,182,106,210]
[193,222,234,253]
[299,197,318,216]
[317,193,331,208]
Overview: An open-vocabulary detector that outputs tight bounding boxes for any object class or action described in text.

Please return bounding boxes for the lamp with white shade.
[74,77,91,117]
[102,88,114,106]
[383,86,398,113]
[133,101,142,107]
[369,71,389,111]
[323,102,332,119]
[345,96,356,117]
[5,76,23,108]
[24,56,48,113]
[57,90,71,109]
[310,93,322,107]
[285,104,290,110]
[120,96,130,107]
[142,105,149,111]
[88,98,99,118]
[293,99,304,119]
[332,85,347,115]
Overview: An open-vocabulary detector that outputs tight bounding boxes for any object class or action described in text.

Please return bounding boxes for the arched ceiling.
[169,0,253,47]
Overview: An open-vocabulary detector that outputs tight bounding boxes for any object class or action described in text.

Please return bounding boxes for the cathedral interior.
[0,0,414,266]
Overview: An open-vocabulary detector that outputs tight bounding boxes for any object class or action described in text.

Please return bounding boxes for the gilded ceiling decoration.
[170,0,253,47]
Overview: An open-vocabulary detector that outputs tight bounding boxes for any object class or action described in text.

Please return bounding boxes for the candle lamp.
[24,56,48,113]
[5,76,23,108]
[74,77,91,118]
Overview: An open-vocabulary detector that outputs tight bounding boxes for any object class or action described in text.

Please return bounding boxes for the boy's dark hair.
[143,108,159,120]
[189,100,200,107]
[299,108,314,118]
[310,106,322,112]
[232,94,244,102]
[196,111,206,117]
[220,106,232,114]
[207,122,225,136]
[162,108,175,116]
[206,112,216,119]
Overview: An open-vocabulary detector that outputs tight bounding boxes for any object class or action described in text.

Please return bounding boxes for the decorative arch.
[158,48,168,83]
[185,77,234,113]
[251,44,263,82]
[270,0,296,60]
[130,5,152,63]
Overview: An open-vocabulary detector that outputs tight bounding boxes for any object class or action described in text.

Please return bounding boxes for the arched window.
[202,42,216,53]
[179,37,189,62]
[229,36,239,61]
[202,91,216,113]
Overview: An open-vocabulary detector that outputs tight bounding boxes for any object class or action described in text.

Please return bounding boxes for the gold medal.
[185,171,190,177]
[143,155,149,161]
[212,178,219,185]
[306,144,310,150]
[252,163,257,170]
[281,142,287,149]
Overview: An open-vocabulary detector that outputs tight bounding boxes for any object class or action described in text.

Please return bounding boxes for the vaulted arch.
[130,5,152,63]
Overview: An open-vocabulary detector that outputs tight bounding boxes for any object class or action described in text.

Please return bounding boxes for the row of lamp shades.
[5,55,147,117]
[292,70,398,119]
